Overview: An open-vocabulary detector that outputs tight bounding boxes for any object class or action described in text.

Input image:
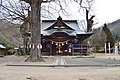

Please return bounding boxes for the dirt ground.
[1,65,120,80]
[1,54,120,80]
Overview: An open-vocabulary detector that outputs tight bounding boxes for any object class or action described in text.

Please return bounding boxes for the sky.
[1,0,120,28]
[92,0,120,28]
[67,0,120,28]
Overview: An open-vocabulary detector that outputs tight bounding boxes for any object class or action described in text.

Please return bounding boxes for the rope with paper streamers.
[51,40,69,45]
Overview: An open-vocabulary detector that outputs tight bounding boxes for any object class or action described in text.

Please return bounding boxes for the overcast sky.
[1,0,120,28]
[92,0,120,28]
[68,0,120,28]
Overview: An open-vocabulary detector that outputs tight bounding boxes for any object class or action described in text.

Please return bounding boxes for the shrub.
[5,44,14,55]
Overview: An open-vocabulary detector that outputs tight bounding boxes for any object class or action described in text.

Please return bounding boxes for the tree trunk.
[20,20,29,56]
[86,9,89,32]
[25,0,43,62]
[86,9,95,32]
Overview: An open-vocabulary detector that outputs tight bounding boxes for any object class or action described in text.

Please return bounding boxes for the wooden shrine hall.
[41,16,92,56]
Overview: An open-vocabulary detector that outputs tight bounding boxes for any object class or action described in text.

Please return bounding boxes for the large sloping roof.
[44,16,75,31]
[41,17,85,36]
[0,44,5,49]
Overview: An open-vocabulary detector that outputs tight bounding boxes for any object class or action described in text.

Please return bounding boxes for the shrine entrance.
[50,32,70,56]
[52,42,68,56]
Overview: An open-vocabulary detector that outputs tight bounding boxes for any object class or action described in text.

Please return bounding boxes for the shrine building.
[41,16,92,56]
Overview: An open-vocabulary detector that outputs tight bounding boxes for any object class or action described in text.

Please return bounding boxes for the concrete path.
[52,57,66,68]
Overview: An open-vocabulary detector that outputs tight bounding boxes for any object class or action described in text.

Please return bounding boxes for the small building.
[41,16,93,56]
[0,44,6,56]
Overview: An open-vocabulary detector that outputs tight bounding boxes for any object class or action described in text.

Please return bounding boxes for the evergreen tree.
[103,23,115,49]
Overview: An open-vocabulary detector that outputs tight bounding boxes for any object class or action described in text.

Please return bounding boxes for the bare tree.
[23,0,43,62]
[77,0,95,32]
[0,0,95,62]
[20,0,95,62]
[86,9,95,32]
[0,0,31,56]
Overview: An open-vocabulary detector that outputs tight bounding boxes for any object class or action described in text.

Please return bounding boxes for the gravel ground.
[65,57,120,65]
[1,54,120,80]
[1,65,120,80]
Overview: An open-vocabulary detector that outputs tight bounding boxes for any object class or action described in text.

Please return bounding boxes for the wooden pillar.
[50,41,52,56]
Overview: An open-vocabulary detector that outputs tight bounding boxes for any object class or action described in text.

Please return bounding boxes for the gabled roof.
[41,16,84,36]
[44,16,75,31]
